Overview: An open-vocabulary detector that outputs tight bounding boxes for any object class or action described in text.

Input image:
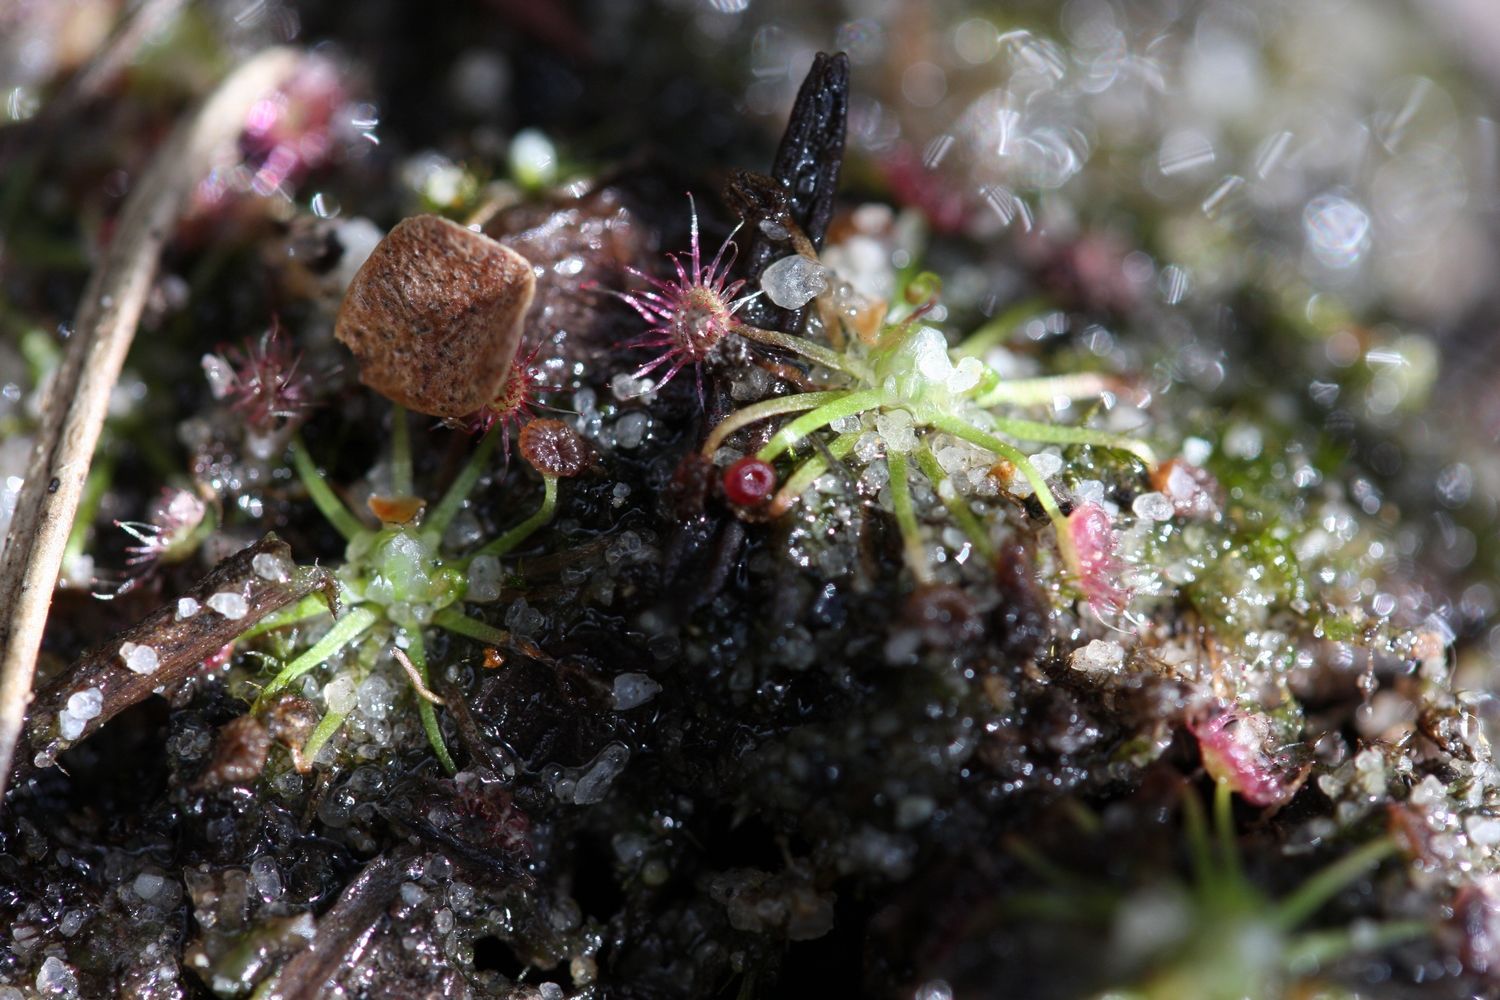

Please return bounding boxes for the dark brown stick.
[0,47,303,809]
[23,535,334,770]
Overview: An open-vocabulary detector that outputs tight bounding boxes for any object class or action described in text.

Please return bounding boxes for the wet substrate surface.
[2,4,1496,1000]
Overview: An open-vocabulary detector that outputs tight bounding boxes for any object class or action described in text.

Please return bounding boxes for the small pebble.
[1029,452,1063,479]
[467,554,502,602]
[875,410,916,453]
[760,254,829,309]
[357,674,393,720]
[573,743,630,804]
[1070,639,1125,674]
[612,673,662,710]
[57,710,87,741]
[133,872,165,900]
[35,956,76,997]
[323,675,357,715]
[614,411,650,449]
[250,856,284,900]
[1182,436,1213,465]
[1131,491,1175,522]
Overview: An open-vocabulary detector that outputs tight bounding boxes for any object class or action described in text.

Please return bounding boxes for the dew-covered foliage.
[3,2,1500,998]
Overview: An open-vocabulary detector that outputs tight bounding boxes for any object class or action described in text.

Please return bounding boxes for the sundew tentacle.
[701,390,842,457]
[757,388,888,463]
[404,631,456,774]
[474,474,560,559]
[258,605,379,703]
[887,450,932,583]
[423,425,502,540]
[986,414,1156,466]
[915,445,994,561]
[291,435,366,541]
[603,194,751,394]
[767,431,860,517]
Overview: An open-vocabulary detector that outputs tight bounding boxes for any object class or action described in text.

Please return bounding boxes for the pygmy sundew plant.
[608,194,755,399]
[243,406,576,771]
[461,339,558,456]
[1104,783,1427,999]
[201,325,314,432]
[673,239,1155,599]
[105,488,213,596]
[1190,708,1303,808]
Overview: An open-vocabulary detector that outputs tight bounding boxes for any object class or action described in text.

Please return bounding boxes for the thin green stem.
[257,606,378,703]
[234,593,332,643]
[64,459,113,565]
[915,445,995,561]
[738,325,868,379]
[757,389,887,463]
[301,708,350,764]
[988,415,1156,466]
[1181,788,1218,893]
[1273,838,1398,931]
[474,475,559,558]
[701,391,842,457]
[768,431,859,516]
[405,631,456,774]
[887,450,931,583]
[434,608,511,646]
[973,372,1114,408]
[424,425,501,540]
[291,435,365,542]
[927,414,1064,525]
[1214,779,1242,882]
[391,405,412,497]
[1283,919,1429,971]
[953,297,1046,357]
[1005,835,1092,891]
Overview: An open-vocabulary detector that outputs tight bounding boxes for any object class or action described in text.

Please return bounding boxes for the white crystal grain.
[252,552,291,582]
[119,641,160,675]
[207,591,249,620]
[760,255,828,309]
[65,688,102,722]
[1132,491,1175,522]
[612,673,662,710]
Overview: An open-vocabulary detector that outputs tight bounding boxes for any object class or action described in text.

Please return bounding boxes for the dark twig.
[666,53,852,614]
[736,51,850,334]
[23,535,334,770]
[0,48,304,808]
[256,847,422,1000]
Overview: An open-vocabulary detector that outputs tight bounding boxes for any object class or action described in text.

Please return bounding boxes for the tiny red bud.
[723,457,777,507]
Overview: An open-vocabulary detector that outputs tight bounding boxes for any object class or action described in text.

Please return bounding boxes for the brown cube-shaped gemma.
[335,214,536,418]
